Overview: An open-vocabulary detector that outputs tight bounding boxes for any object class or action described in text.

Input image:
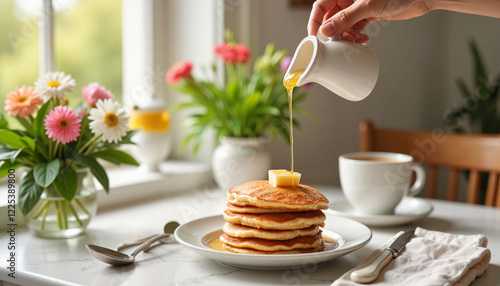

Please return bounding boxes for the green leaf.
[0,130,26,149]
[179,132,197,153]
[0,117,8,129]
[171,101,202,112]
[20,136,36,151]
[95,129,139,149]
[490,76,500,102]
[470,40,489,98]
[253,106,281,116]
[16,117,35,135]
[292,92,309,104]
[34,159,61,188]
[247,72,264,95]
[70,154,109,192]
[226,80,239,103]
[19,170,44,215]
[456,78,472,100]
[53,167,78,201]
[34,140,49,160]
[0,149,16,161]
[241,92,261,114]
[90,149,139,166]
[0,161,20,178]
[294,107,318,123]
[34,101,51,135]
[10,147,25,163]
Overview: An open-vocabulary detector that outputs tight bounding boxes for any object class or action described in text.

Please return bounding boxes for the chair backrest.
[358,119,500,206]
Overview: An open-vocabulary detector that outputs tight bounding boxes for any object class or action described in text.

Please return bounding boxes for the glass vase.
[25,169,97,238]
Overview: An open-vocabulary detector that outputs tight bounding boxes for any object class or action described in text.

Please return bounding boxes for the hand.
[308,0,431,43]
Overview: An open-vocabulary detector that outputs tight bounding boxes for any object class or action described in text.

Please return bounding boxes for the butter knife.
[351,230,414,283]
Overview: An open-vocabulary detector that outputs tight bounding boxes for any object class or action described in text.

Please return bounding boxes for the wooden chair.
[358,119,500,207]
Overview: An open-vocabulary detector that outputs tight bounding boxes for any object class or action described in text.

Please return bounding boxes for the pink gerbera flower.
[4,85,43,118]
[44,106,82,144]
[82,82,114,107]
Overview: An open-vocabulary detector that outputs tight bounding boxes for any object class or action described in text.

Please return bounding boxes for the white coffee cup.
[339,152,426,215]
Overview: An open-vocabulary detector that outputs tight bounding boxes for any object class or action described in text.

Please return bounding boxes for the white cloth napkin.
[332,227,491,286]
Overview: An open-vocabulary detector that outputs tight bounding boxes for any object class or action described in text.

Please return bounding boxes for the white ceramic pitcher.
[285,32,379,101]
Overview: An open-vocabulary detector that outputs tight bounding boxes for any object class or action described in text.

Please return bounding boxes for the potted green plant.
[443,40,500,203]
[444,40,500,134]
[165,33,312,190]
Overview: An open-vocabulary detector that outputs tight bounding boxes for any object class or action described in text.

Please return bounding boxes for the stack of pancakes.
[220,180,329,254]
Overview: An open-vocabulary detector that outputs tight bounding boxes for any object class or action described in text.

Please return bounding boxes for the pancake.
[226,203,300,214]
[223,210,326,230]
[223,222,320,240]
[220,232,323,252]
[222,241,325,254]
[227,180,329,211]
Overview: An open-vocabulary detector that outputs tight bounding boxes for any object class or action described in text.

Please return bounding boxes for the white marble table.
[1,186,499,286]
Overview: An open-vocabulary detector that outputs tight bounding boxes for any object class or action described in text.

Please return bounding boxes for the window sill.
[0,160,214,228]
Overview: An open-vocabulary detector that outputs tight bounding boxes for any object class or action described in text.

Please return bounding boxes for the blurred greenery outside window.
[0,0,122,120]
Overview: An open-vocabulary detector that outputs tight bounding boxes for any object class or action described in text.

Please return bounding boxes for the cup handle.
[408,163,426,197]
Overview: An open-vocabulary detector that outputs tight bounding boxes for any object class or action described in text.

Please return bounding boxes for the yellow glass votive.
[129,110,170,132]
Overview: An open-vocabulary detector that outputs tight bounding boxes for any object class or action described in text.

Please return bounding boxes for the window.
[0,0,122,111]
[0,0,241,207]
[1,0,244,160]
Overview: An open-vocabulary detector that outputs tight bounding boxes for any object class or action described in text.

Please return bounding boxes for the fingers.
[307,0,373,43]
[350,19,370,42]
[320,1,373,38]
[308,0,338,35]
[341,30,369,43]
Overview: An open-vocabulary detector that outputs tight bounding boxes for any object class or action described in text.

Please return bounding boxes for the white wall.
[250,1,500,188]
[162,0,223,162]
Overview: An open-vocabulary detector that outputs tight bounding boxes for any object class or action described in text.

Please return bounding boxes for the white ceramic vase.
[211,137,271,191]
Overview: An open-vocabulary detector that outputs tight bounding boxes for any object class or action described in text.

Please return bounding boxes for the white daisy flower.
[35,71,76,101]
[88,99,129,143]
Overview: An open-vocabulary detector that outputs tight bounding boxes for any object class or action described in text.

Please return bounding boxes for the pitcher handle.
[316,25,341,42]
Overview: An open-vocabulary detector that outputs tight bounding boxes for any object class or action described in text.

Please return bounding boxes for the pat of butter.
[268,170,301,187]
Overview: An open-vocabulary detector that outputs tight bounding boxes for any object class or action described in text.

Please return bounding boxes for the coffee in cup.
[339,152,426,215]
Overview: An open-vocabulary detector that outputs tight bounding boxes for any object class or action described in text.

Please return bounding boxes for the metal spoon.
[116,221,179,251]
[86,222,180,266]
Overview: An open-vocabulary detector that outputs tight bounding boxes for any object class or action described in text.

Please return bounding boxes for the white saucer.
[174,213,371,270]
[326,197,433,227]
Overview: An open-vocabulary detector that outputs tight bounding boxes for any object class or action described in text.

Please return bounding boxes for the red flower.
[214,42,251,64]
[214,42,238,63]
[235,44,251,63]
[166,60,193,85]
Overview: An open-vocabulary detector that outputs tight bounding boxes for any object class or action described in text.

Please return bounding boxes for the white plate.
[174,214,371,270]
[326,197,433,226]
